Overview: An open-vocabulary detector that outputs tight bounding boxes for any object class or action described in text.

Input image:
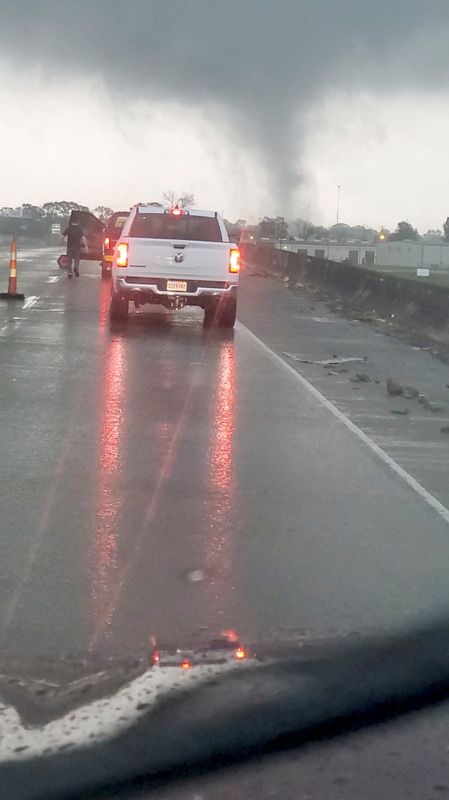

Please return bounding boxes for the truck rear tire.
[203,303,217,328]
[218,297,237,329]
[110,293,129,322]
[204,296,237,329]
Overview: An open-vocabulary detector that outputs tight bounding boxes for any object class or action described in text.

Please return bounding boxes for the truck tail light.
[229,248,240,273]
[116,242,128,268]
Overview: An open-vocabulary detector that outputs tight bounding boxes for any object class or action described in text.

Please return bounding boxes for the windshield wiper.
[3,617,449,800]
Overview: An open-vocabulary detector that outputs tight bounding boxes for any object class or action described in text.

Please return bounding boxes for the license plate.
[167,280,187,292]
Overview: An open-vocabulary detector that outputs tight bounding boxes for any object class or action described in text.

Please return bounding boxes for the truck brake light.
[166,207,188,217]
[116,242,128,268]
[229,248,240,273]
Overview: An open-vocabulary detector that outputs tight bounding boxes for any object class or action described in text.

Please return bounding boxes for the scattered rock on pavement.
[185,570,205,583]
[249,270,269,278]
[387,379,404,396]
[403,386,419,399]
[327,367,348,375]
[416,395,445,412]
[427,402,446,413]
[350,373,371,383]
[284,353,367,367]
[350,312,376,322]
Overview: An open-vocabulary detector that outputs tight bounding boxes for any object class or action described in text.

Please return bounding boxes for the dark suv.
[101,211,130,279]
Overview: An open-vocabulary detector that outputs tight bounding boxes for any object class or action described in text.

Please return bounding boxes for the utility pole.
[336,185,342,225]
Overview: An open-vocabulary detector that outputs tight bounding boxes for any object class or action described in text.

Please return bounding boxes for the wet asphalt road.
[1,247,449,666]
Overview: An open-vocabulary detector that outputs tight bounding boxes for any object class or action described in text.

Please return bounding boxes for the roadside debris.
[387,379,404,396]
[284,353,367,367]
[427,402,446,413]
[185,570,205,583]
[391,409,410,416]
[350,373,372,383]
[403,386,419,399]
[327,367,349,375]
[350,311,376,322]
[415,394,446,412]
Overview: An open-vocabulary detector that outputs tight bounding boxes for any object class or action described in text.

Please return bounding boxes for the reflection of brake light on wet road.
[90,336,126,641]
[202,343,237,615]
[99,277,111,328]
[209,344,235,493]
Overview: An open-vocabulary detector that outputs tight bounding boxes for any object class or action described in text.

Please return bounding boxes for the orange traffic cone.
[1,238,25,300]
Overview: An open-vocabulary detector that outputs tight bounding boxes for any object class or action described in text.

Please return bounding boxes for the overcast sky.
[0,0,449,230]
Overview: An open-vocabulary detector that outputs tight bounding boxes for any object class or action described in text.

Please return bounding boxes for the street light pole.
[336,185,342,225]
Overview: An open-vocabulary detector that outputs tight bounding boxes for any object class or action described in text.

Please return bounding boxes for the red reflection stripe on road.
[209,343,236,493]
[203,342,237,610]
[98,279,110,330]
[90,363,203,649]
[90,336,125,639]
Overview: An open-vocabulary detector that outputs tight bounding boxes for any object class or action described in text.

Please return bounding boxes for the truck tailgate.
[126,239,233,282]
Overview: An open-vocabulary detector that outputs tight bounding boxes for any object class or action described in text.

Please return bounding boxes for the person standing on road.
[62,220,86,279]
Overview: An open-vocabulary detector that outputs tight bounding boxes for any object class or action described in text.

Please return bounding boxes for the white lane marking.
[22,295,38,309]
[237,322,449,526]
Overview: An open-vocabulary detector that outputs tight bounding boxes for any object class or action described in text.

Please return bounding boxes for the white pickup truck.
[110,205,240,328]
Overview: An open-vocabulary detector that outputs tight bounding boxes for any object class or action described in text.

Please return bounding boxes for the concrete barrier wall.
[241,244,449,328]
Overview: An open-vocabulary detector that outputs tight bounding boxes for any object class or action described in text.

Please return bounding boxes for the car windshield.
[2,2,449,799]
[129,212,223,242]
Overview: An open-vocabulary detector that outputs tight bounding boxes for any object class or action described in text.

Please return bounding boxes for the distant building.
[279,240,449,271]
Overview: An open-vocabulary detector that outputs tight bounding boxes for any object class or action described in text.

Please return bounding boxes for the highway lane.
[1,250,449,667]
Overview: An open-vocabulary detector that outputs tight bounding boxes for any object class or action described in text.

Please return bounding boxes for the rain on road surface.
[1,247,449,666]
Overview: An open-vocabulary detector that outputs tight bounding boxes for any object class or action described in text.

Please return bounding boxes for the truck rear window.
[130,213,223,242]
[106,213,129,236]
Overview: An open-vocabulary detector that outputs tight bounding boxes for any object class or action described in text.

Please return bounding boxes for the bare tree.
[163,190,176,207]
[162,190,196,208]
[178,192,196,209]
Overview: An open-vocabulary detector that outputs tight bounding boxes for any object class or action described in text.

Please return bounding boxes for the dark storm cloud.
[1,0,448,209]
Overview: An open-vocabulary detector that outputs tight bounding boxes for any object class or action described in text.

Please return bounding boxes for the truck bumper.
[115,277,238,303]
